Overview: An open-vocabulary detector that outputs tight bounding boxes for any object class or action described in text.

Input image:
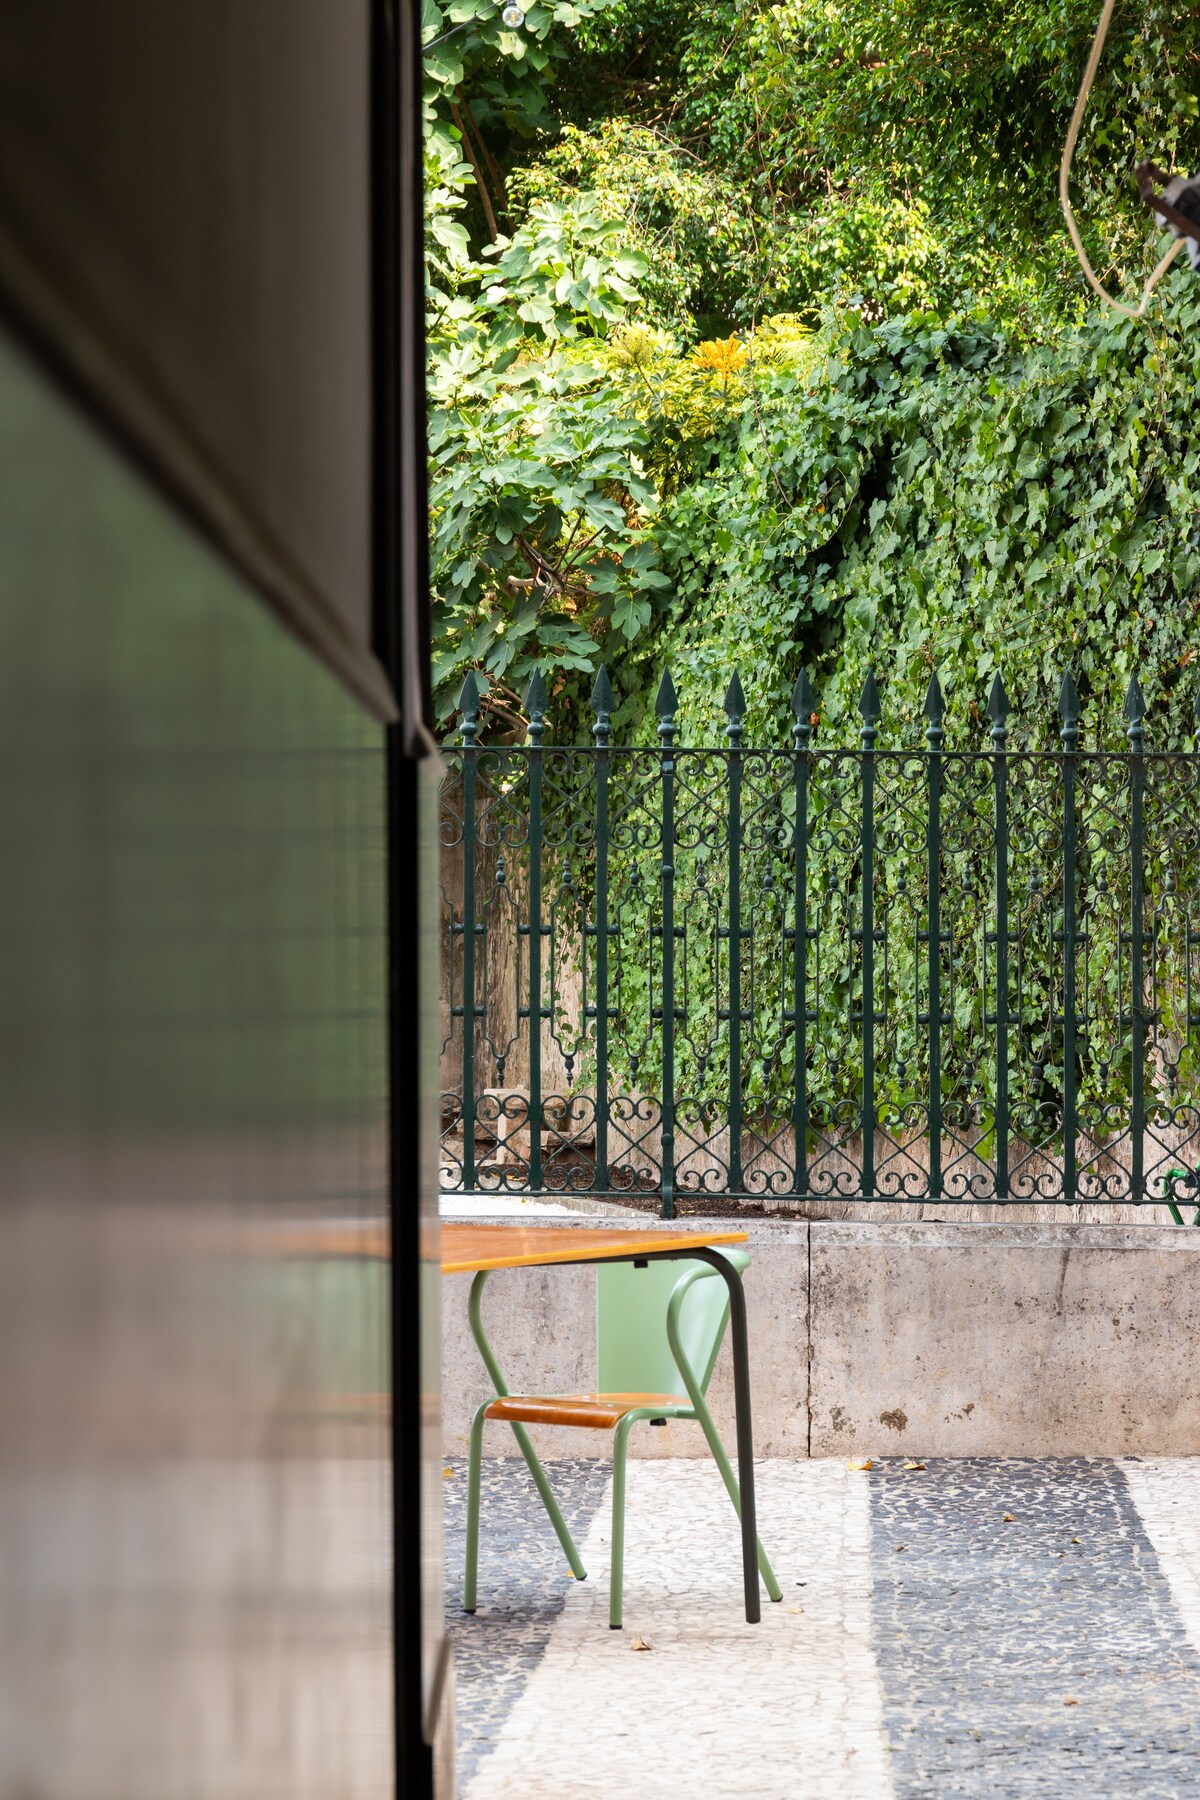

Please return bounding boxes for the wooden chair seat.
[484,1392,688,1430]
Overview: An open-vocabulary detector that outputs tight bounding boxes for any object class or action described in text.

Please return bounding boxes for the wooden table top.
[440,1222,746,1274]
[198,1220,745,1274]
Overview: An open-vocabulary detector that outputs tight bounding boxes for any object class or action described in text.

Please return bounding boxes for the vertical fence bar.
[987,674,1011,1199]
[656,671,679,1219]
[924,674,945,1199]
[724,674,746,1194]
[1191,687,1200,1085]
[859,673,880,1198]
[791,673,814,1199]
[590,668,613,1192]
[1059,671,1080,1201]
[458,674,480,1189]
[525,671,547,1190]
[1125,678,1147,1204]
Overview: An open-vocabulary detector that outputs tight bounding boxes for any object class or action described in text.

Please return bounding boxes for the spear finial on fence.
[1124,675,1146,751]
[458,670,481,747]
[792,669,815,750]
[655,668,678,747]
[525,668,547,745]
[1059,669,1080,750]
[858,669,880,750]
[591,665,614,747]
[986,671,1010,751]
[923,671,945,750]
[724,671,746,747]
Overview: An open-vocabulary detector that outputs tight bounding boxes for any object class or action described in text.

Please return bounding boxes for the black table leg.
[689,1246,760,1623]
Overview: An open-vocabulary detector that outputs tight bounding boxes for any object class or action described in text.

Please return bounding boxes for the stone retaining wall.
[441,1216,1200,1459]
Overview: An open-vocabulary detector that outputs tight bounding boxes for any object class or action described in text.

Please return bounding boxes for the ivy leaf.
[611,593,653,639]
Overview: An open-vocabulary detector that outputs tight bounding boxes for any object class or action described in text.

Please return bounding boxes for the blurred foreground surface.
[0,331,393,1797]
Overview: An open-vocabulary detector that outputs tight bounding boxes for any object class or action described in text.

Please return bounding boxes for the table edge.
[440,1228,747,1274]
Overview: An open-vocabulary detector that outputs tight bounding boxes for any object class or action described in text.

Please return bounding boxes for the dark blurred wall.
[0,326,394,1795]
[0,0,392,718]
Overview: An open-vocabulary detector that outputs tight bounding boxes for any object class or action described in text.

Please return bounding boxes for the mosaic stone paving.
[870,1459,1200,1797]
[443,1456,611,1791]
[446,1457,1200,1797]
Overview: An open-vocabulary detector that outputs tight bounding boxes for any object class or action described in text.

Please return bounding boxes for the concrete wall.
[442,1215,1200,1459]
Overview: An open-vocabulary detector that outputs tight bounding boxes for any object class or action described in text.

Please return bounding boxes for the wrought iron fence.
[439,664,1200,1219]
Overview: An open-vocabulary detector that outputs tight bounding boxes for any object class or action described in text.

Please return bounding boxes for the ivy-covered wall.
[424,0,1200,744]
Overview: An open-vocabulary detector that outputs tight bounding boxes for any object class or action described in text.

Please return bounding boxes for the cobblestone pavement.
[442,1456,611,1791]
[446,1457,1200,1798]
[871,1459,1200,1796]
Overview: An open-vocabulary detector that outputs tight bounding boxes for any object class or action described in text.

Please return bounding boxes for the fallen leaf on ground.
[442,1466,455,1479]
[1003,1512,1015,1522]
[787,1606,805,1615]
[1063,1697,1078,1706]
[848,1459,874,1472]
[1071,1536,1081,1544]
[631,1636,653,1652]
[902,1461,926,1471]
[894,1543,907,1552]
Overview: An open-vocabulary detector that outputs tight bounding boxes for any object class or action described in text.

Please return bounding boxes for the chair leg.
[468,1267,587,1582]
[610,1416,636,1629]
[509,1420,588,1582]
[691,1393,782,1603]
[464,1400,489,1613]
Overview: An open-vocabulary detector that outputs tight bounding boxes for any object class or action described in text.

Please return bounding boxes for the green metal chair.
[464,1249,781,1628]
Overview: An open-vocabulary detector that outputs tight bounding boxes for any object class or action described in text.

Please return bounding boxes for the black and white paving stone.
[443,1456,611,1791]
[446,1456,1200,1797]
[870,1458,1200,1797]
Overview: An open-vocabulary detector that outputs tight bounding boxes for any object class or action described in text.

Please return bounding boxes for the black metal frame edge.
[375,0,441,1793]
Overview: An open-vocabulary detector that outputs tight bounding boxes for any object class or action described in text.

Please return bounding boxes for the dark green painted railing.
[441,667,1200,1219]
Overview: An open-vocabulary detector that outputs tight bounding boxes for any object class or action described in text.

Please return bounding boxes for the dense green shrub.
[648,273,1200,748]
